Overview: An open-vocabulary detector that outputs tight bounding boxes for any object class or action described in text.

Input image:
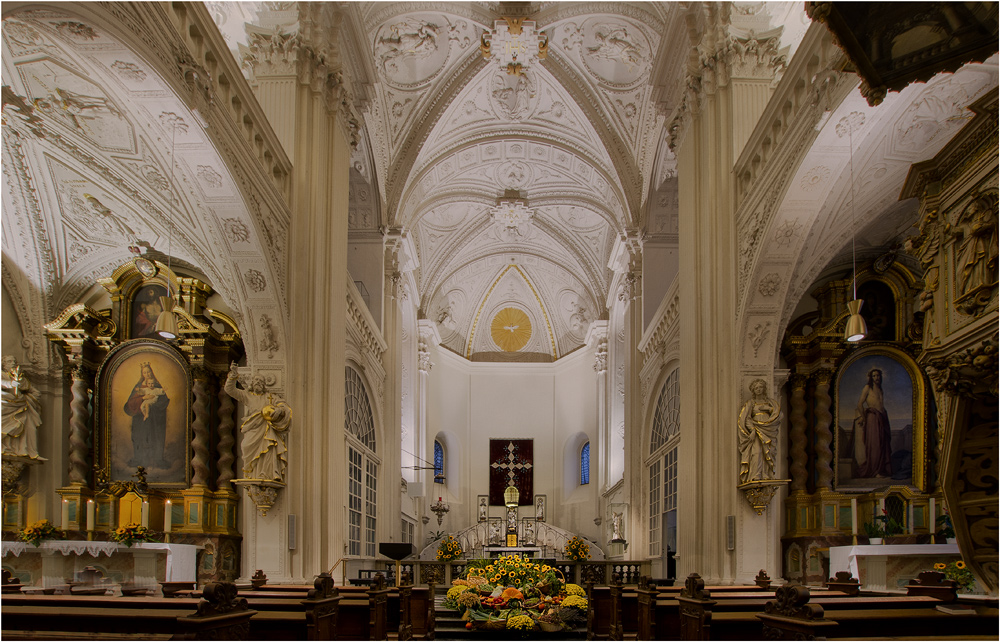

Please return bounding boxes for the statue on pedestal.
[738,379,780,483]
[224,362,291,482]
[2,357,43,460]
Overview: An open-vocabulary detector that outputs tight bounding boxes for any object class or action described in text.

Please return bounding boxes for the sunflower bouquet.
[436,535,463,561]
[934,560,976,592]
[564,536,591,561]
[18,519,63,547]
[110,523,157,548]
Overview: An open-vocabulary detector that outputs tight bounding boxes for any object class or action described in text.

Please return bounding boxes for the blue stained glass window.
[581,442,590,485]
[434,440,444,483]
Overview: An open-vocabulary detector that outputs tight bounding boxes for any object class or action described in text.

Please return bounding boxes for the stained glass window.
[581,442,590,485]
[434,440,444,484]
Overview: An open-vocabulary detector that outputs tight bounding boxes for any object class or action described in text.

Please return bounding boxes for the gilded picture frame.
[96,340,191,486]
[833,344,927,491]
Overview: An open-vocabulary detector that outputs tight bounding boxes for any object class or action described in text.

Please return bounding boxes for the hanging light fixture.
[156,117,182,340]
[844,117,867,342]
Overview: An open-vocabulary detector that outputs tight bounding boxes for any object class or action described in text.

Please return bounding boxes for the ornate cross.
[491,441,532,486]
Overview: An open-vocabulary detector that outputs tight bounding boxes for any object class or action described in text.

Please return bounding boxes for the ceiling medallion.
[490,189,534,239]
[481,17,548,76]
[491,307,532,352]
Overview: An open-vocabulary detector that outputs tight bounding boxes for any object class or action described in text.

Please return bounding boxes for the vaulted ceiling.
[345,3,685,359]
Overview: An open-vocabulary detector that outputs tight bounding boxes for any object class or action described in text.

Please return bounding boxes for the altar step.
[432,596,587,641]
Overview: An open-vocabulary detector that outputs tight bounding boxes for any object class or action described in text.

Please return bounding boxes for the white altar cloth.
[829,544,960,591]
[134,543,200,582]
[2,540,118,557]
[2,541,201,587]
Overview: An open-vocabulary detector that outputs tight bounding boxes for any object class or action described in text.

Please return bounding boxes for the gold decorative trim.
[466,265,556,359]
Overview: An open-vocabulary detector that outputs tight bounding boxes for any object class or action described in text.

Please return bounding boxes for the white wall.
[424,345,602,547]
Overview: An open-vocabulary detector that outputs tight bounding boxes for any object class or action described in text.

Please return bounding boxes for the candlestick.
[907,502,914,534]
[61,499,70,530]
[164,501,172,533]
[141,501,149,528]
[851,498,858,535]
[929,497,936,530]
[86,500,95,531]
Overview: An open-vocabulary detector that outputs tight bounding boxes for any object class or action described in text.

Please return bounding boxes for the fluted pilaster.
[216,380,236,488]
[788,375,809,492]
[813,373,834,490]
[190,372,211,486]
[67,367,92,485]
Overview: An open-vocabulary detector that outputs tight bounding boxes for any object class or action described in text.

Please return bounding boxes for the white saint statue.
[224,362,291,482]
[2,357,44,459]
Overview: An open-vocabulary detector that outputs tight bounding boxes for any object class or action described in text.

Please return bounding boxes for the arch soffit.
[1,3,291,370]
[737,58,999,373]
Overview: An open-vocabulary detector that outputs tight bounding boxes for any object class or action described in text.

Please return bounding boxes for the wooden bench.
[238,573,342,640]
[1,581,256,641]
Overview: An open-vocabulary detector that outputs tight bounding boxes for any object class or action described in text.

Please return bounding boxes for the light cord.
[848,123,858,301]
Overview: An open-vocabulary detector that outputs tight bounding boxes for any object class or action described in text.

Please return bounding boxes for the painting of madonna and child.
[835,349,924,491]
[106,347,189,485]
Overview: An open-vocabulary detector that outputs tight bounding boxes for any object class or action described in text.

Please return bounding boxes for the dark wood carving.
[757,584,837,641]
[906,570,958,603]
[677,573,716,641]
[825,571,860,596]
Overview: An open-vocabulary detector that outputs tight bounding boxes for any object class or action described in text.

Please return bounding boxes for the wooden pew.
[633,571,996,641]
[1,581,256,640]
[240,573,342,641]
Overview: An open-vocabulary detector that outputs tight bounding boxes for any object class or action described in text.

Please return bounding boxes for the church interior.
[1,1,998,638]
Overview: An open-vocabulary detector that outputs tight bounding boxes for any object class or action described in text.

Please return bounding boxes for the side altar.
[2,540,200,592]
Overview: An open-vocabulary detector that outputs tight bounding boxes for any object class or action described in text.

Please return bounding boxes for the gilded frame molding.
[833,343,928,492]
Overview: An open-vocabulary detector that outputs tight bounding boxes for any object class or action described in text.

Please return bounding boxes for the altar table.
[2,541,201,590]
[828,544,960,591]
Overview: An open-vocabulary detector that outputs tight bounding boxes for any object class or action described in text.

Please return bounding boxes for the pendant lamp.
[844,120,867,342]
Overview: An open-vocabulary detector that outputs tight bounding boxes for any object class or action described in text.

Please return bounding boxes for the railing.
[378,560,651,588]
[328,557,350,587]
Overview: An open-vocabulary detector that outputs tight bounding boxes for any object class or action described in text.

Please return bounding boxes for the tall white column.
[673,6,786,584]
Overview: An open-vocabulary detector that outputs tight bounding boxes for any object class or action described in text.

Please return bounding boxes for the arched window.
[345,365,377,557]
[651,368,680,454]
[433,440,445,484]
[581,442,591,485]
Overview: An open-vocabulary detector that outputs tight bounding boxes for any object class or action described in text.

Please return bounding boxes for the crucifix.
[489,439,533,506]
[491,441,533,486]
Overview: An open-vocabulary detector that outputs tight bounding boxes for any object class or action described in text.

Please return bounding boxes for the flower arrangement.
[564,536,591,561]
[457,555,586,632]
[506,614,534,631]
[862,509,903,539]
[18,519,63,547]
[936,510,955,539]
[110,523,156,548]
[934,561,975,592]
[436,535,463,561]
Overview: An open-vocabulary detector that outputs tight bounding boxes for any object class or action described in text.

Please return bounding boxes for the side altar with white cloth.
[2,540,200,592]
[829,543,961,592]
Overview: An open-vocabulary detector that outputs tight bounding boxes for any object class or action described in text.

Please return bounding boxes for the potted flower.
[936,510,956,544]
[436,535,462,561]
[934,561,975,592]
[564,536,591,561]
[110,523,157,547]
[18,519,63,547]
[862,509,903,544]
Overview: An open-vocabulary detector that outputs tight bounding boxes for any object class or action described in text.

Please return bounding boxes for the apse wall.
[424,344,602,547]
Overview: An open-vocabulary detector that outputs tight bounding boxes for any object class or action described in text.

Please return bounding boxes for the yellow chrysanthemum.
[562,595,588,609]
[507,615,534,630]
[565,583,586,596]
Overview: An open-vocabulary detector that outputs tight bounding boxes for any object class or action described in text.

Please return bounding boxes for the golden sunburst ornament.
[490,307,531,352]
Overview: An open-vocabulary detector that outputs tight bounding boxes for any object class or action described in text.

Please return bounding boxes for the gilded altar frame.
[833,344,928,492]
[95,340,192,487]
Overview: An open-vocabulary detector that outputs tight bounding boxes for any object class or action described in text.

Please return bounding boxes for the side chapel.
[1,0,997,602]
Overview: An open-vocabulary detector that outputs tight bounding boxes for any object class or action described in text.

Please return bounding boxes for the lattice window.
[345,366,375,452]
[348,447,363,556]
[664,448,678,554]
[649,459,662,557]
[434,440,444,484]
[651,369,680,454]
[581,442,591,485]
